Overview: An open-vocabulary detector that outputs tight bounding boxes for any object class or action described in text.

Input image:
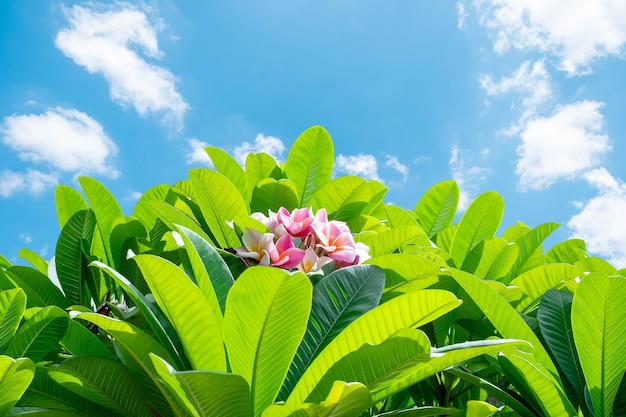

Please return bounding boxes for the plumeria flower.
[311,220,359,264]
[271,234,306,269]
[235,229,277,266]
[298,247,333,274]
[251,210,287,237]
[277,207,314,238]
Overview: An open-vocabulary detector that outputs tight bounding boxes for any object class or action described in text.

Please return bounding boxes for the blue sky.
[2,1,626,266]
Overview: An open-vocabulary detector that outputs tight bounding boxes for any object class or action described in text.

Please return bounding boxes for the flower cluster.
[234,207,370,273]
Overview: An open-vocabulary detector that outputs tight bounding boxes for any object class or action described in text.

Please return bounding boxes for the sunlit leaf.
[250,178,299,213]
[0,356,35,416]
[54,185,88,231]
[414,180,459,238]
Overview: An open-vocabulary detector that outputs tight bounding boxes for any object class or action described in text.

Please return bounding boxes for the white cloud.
[234,134,286,165]
[449,145,491,211]
[335,154,381,181]
[480,60,552,110]
[568,167,626,267]
[385,155,409,182]
[0,170,58,198]
[1,107,119,178]
[457,2,468,29]
[56,3,188,126]
[516,101,611,190]
[186,138,212,165]
[473,0,626,74]
[18,233,32,244]
[125,190,143,201]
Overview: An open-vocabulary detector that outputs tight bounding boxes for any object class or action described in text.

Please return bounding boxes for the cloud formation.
[385,155,409,182]
[335,154,381,181]
[516,101,611,190]
[233,134,286,165]
[186,138,212,165]
[56,3,188,126]
[568,167,626,267]
[1,107,119,178]
[472,0,626,74]
[449,145,491,211]
[0,170,58,198]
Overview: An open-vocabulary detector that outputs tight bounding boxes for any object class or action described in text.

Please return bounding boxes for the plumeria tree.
[0,125,624,417]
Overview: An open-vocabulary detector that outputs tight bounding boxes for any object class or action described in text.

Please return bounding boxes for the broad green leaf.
[224,267,312,416]
[189,168,248,248]
[5,266,68,309]
[466,401,500,417]
[460,238,518,281]
[384,205,420,228]
[264,381,371,417]
[280,265,385,400]
[0,356,35,416]
[54,184,88,230]
[55,210,94,306]
[59,319,114,359]
[149,354,199,417]
[288,289,462,404]
[176,225,234,315]
[5,306,68,363]
[366,253,441,290]
[49,356,152,417]
[572,273,626,416]
[446,366,535,417]
[414,180,459,238]
[109,216,146,271]
[371,406,461,416]
[18,249,48,274]
[309,177,377,222]
[537,289,587,414]
[0,269,15,290]
[360,226,430,257]
[246,152,283,191]
[75,313,182,417]
[250,178,299,213]
[545,239,586,264]
[450,191,504,268]
[499,352,576,417]
[503,222,560,283]
[447,269,558,377]
[18,365,110,415]
[434,224,456,253]
[91,261,186,369]
[78,176,124,260]
[135,254,226,372]
[206,145,250,202]
[284,125,334,207]
[149,200,214,244]
[576,256,618,275]
[361,181,388,216]
[509,264,583,313]
[0,288,26,351]
[131,184,170,231]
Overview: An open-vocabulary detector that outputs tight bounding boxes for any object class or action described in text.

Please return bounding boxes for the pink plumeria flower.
[271,234,306,269]
[235,229,277,266]
[354,241,371,264]
[277,207,315,238]
[251,210,287,237]
[298,247,333,274]
[312,220,358,264]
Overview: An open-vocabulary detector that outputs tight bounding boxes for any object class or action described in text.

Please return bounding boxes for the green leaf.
[245,152,283,191]
[55,210,94,306]
[284,125,334,207]
[206,145,251,202]
[502,222,560,283]
[224,267,312,416]
[0,356,35,416]
[280,265,385,400]
[17,249,48,274]
[371,406,461,416]
[78,176,124,260]
[537,289,587,413]
[109,216,146,271]
[366,253,441,292]
[75,313,182,417]
[54,185,88,230]
[250,178,300,213]
[447,269,558,377]
[460,238,518,281]
[90,261,186,369]
[0,288,27,351]
[5,306,68,363]
[544,239,586,264]
[309,177,378,222]
[5,266,68,309]
[149,354,199,417]
[264,381,372,417]
[59,319,114,359]
[189,168,249,248]
[288,289,462,404]
[49,356,152,417]
[360,226,431,257]
[131,184,170,231]
[499,352,576,417]
[571,273,626,416]
[384,205,419,228]
[509,264,583,313]
[149,200,214,245]
[135,254,226,372]
[449,191,504,268]
[414,180,459,238]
